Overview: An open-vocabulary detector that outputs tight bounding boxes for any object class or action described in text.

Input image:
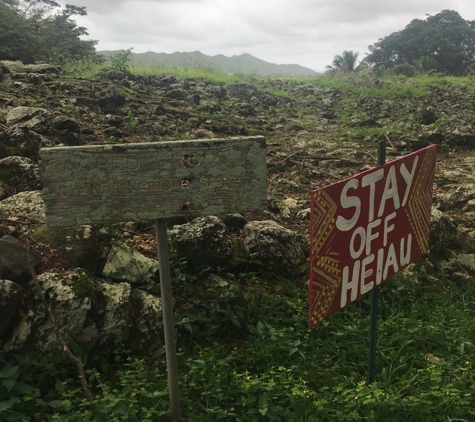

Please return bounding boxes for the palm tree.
[413,56,439,74]
[326,50,360,73]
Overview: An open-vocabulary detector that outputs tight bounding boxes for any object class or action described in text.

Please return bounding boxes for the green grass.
[2,262,475,421]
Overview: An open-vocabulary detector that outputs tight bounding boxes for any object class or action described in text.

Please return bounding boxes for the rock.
[0,156,42,192]
[0,125,52,160]
[429,208,458,254]
[0,280,22,338]
[32,225,102,273]
[6,106,52,133]
[169,216,235,268]
[99,85,126,112]
[225,82,258,100]
[52,115,80,133]
[415,106,439,125]
[2,272,126,354]
[206,86,227,99]
[0,190,45,220]
[458,254,475,276]
[127,289,163,354]
[0,61,59,75]
[242,220,306,279]
[450,272,475,284]
[222,213,247,229]
[439,184,475,211]
[165,88,188,100]
[0,235,42,283]
[103,242,159,285]
[1,270,164,355]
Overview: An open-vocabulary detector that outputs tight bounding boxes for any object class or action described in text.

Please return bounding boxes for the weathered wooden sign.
[309,144,437,327]
[39,137,267,227]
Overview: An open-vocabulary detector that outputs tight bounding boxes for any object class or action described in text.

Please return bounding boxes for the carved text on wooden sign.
[39,137,267,227]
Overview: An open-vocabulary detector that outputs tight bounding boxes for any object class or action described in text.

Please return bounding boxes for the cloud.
[70,0,475,71]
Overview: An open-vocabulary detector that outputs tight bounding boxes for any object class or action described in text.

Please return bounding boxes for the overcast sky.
[68,0,474,73]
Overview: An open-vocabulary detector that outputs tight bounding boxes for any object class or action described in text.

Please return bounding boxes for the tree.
[37,4,97,62]
[367,10,475,75]
[0,0,97,63]
[0,3,40,62]
[413,55,439,74]
[326,50,361,73]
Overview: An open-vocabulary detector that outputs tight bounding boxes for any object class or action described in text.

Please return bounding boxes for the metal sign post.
[155,219,181,421]
[367,140,387,384]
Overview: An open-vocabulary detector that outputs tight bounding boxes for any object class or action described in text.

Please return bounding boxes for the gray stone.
[33,224,102,272]
[458,254,475,276]
[429,208,458,254]
[439,184,475,211]
[1,270,164,355]
[0,190,45,220]
[0,156,42,192]
[0,235,42,283]
[100,85,126,112]
[6,106,52,133]
[169,216,235,268]
[0,279,21,338]
[2,272,129,354]
[222,213,247,229]
[450,272,475,284]
[242,220,306,279]
[0,124,52,160]
[127,289,163,354]
[103,242,159,285]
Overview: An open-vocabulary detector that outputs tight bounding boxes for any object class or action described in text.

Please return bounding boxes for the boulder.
[0,190,45,220]
[0,280,22,338]
[242,220,306,279]
[99,85,126,112]
[225,82,258,101]
[1,271,164,355]
[169,216,235,268]
[103,242,159,285]
[439,184,475,211]
[0,156,42,192]
[429,208,458,254]
[6,106,52,134]
[127,289,163,354]
[458,254,475,276]
[0,235,42,283]
[32,225,102,273]
[0,125,52,160]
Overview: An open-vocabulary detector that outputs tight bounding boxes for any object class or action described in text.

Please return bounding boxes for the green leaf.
[0,398,19,411]
[259,392,268,408]
[13,381,38,396]
[4,411,25,421]
[55,378,65,393]
[112,402,128,415]
[2,380,16,392]
[258,406,268,416]
[0,365,19,379]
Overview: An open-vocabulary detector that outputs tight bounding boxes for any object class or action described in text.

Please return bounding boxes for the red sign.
[309,145,437,327]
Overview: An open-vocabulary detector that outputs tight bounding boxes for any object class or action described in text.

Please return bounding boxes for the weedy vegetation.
[1,257,475,421]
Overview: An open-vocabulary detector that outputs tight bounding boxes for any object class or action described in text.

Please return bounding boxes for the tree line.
[0,0,97,64]
[328,10,475,76]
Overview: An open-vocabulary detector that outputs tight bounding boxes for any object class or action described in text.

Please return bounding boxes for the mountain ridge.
[97,50,318,77]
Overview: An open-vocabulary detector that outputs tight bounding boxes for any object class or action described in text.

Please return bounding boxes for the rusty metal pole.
[368,139,387,384]
[155,219,182,421]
